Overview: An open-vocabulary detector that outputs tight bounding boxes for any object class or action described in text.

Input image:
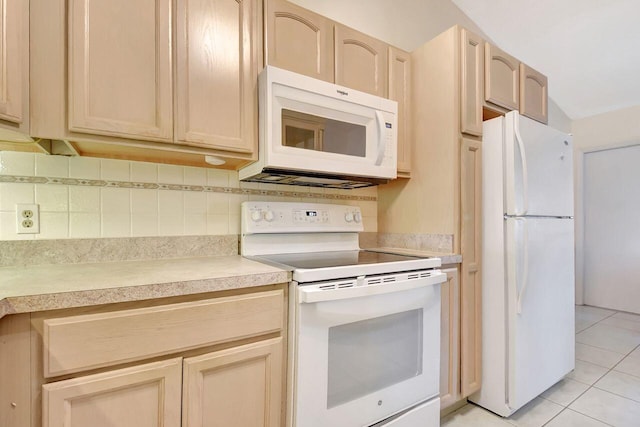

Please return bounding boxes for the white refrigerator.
[469,111,575,416]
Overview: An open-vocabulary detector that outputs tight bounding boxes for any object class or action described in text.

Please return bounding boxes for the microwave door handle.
[375,111,386,166]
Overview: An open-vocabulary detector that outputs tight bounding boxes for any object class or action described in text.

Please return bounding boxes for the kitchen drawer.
[43,289,284,378]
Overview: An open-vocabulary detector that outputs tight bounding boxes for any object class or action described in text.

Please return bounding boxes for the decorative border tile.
[0,175,377,201]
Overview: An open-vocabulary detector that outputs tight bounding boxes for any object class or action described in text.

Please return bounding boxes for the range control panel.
[241,201,364,234]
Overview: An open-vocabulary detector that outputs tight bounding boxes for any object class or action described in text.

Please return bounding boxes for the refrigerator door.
[505,217,575,412]
[504,112,574,217]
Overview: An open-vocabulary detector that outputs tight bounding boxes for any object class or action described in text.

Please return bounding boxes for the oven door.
[291,274,442,427]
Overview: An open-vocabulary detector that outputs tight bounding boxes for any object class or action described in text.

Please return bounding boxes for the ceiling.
[451,0,640,120]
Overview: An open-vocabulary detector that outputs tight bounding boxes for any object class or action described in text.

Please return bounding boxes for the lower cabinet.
[440,267,460,409]
[30,286,287,427]
[43,338,284,427]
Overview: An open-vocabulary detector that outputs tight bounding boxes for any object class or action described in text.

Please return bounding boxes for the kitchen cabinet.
[460,29,484,136]
[519,63,548,124]
[175,0,259,153]
[43,358,183,427]
[0,0,29,137]
[440,267,460,409]
[388,46,412,177]
[378,26,482,410]
[334,24,388,97]
[67,0,173,142]
[484,43,520,112]
[264,0,334,82]
[460,136,482,397]
[2,285,286,427]
[30,0,260,169]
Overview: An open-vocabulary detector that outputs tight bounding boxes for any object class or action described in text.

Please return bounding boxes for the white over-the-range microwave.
[239,66,398,189]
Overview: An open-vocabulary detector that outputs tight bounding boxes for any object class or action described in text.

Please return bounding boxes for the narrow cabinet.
[519,63,548,124]
[484,43,519,111]
[440,267,460,409]
[68,0,173,141]
[388,47,412,176]
[460,29,483,136]
[460,136,482,397]
[175,0,259,153]
[0,0,29,134]
[334,24,388,97]
[264,0,334,82]
[182,338,284,427]
[43,358,183,427]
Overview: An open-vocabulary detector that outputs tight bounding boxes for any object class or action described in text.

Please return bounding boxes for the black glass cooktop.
[254,250,424,270]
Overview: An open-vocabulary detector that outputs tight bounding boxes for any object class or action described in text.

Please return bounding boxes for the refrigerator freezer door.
[505,217,575,412]
[504,112,574,217]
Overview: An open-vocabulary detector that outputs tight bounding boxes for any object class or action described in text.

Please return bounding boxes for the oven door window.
[282,109,366,157]
[327,309,423,408]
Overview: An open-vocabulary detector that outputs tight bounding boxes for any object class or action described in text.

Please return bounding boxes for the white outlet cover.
[16,203,40,234]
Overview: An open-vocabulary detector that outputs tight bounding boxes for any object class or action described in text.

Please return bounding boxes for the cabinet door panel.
[0,0,27,125]
[43,358,182,427]
[265,0,333,82]
[68,0,173,141]
[388,47,412,176]
[176,0,258,153]
[182,338,284,427]
[484,43,519,111]
[460,29,483,136]
[335,24,387,97]
[440,267,460,409]
[519,63,548,124]
[460,137,482,397]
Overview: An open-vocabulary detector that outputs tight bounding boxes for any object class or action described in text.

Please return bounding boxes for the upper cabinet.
[334,24,387,97]
[484,43,519,111]
[519,63,548,124]
[68,0,173,142]
[0,0,29,136]
[388,47,412,177]
[264,0,333,82]
[31,0,260,168]
[460,29,484,136]
[175,0,259,153]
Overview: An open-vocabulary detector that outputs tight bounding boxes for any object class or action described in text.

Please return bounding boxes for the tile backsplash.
[0,152,378,240]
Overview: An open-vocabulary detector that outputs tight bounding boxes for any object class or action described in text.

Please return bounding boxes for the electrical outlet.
[16,204,40,234]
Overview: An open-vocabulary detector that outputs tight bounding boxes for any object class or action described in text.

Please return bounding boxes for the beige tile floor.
[441,305,640,427]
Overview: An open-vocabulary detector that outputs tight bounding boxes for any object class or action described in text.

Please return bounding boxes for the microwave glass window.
[326,309,424,408]
[282,109,366,157]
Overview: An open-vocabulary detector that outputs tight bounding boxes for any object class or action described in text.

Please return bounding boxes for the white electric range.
[241,201,445,427]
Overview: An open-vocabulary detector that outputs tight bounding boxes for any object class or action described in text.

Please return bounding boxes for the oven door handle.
[299,271,446,304]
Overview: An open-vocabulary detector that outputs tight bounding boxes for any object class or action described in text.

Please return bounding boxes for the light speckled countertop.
[0,256,290,319]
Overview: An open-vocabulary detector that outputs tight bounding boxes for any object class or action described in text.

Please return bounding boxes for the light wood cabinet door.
[519,63,548,124]
[460,137,482,397]
[460,28,483,136]
[484,43,519,111]
[182,338,284,427]
[388,46,412,177]
[68,0,173,142]
[334,24,388,97]
[440,267,460,409]
[265,0,334,82]
[0,0,28,127]
[42,358,182,427]
[175,0,259,154]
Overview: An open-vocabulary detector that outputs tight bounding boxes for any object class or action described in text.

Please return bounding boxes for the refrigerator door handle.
[514,115,529,215]
[515,218,529,314]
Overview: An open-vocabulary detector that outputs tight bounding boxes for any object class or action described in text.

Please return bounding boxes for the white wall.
[583,145,640,313]
[572,105,640,305]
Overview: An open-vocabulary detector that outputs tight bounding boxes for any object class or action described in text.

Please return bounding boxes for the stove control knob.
[344,212,354,223]
[264,210,275,222]
[354,212,362,223]
[251,210,263,222]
